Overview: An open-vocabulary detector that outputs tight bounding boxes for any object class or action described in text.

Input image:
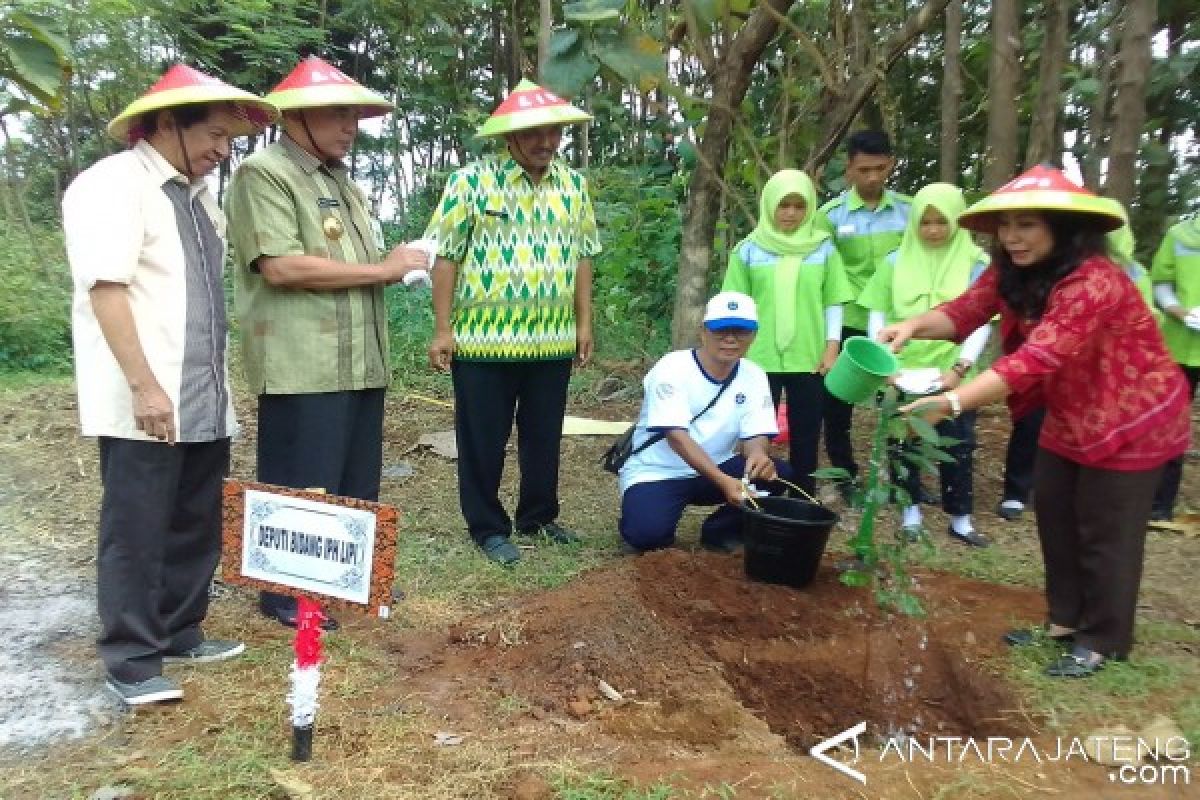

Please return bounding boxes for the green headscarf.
[892,183,983,319]
[1171,215,1200,250]
[748,169,829,351]
[1106,204,1135,266]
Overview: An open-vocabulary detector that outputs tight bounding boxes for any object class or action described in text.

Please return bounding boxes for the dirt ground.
[1,377,1198,799]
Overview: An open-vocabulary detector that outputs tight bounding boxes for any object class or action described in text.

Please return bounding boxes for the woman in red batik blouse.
[878,166,1191,678]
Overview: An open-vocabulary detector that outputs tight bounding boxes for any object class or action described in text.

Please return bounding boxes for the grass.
[2,332,1199,798]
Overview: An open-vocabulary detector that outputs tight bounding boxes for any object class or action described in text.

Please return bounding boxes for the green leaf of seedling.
[937,435,961,448]
[925,448,958,464]
[813,467,852,481]
[893,593,925,617]
[907,415,940,443]
[887,417,911,438]
[900,451,938,473]
[840,570,871,588]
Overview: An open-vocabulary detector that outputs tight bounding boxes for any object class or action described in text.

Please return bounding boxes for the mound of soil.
[391,549,1043,754]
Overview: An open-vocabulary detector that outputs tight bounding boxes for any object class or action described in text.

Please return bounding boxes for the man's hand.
[819,340,840,375]
[132,381,176,444]
[575,323,594,367]
[428,330,455,372]
[381,246,432,283]
[743,451,777,482]
[720,474,747,506]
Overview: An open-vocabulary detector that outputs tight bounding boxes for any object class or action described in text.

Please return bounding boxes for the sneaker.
[106,674,183,706]
[947,525,990,548]
[1003,626,1074,647]
[480,534,521,565]
[997,500,1025,521]
[163,639,246,664]
[517,522,580,545]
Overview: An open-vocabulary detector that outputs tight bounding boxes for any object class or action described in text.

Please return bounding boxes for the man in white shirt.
[63,65,275,706]
[619,292,794,553]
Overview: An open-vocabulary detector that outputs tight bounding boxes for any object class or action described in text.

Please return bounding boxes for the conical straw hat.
[475,79,591,138]
[266,56,393,118]
[959,165,1125,233]
[108,64,277,144]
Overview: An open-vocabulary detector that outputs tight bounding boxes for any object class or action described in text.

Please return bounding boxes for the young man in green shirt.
[817,131,911,490]
[226,57,427,628]
[1150,213,1200,519]
[425,80,601,565]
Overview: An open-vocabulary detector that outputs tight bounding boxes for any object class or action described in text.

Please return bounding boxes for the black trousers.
[768,371,825,495]
[96,437,230,683]
[451,359,572,544]
[1034,448,1162,658]
[1002,408,1046,504]
[1152,365,1200,515]
[256,389,385,613]
[821,326,866,479]
[891,411,977,516]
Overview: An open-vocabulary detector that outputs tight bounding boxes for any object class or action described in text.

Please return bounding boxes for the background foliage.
[0,0,1197,372]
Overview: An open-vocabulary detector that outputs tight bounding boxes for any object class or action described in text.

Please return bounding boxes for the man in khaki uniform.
[226,56,425,628]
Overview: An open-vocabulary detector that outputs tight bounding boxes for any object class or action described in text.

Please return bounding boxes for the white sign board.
[241,489,377,605]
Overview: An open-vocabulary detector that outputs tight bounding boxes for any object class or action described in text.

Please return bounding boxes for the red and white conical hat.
[475,79,591,138]
[107,64,277,144]
[265,56,394,118]
[959,165,1125,233]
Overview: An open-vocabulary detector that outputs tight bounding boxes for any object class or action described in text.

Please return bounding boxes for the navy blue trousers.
[619,455,793,550]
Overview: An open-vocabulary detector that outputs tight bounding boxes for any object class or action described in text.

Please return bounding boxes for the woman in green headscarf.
[859,183,992,547]
[1148,212,1200,520]
[723,169,853,494]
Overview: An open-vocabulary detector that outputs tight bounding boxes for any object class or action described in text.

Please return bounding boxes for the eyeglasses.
[708,327,754,341]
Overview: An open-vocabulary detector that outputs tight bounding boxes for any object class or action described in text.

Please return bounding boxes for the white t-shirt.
[619,349,778,493]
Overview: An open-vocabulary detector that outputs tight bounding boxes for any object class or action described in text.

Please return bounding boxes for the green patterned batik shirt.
[424,154,601,361]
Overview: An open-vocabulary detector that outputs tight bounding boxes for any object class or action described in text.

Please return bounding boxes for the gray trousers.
[96,437,230,682]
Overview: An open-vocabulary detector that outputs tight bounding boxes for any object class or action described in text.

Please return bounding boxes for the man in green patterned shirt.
[424,80,600,565]
[227,57,427,627]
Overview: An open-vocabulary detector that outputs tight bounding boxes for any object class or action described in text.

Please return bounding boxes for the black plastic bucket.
[742,496,838,588]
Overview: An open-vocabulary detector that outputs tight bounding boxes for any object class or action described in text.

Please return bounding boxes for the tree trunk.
[1024,0,1070,168]
[537,0,551,82]
[1080,0,1119,189]
[1137,7,1185,251]
[938,0,963,183]
[672,0,798,348]
[1105,0,1154,208]
[805,0,953,175]
[981,0,1021,190]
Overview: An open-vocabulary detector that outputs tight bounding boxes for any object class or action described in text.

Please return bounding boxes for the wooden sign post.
[221,480,399,761]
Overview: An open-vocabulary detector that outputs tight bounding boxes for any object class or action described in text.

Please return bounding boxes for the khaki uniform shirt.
[226,136,389,394]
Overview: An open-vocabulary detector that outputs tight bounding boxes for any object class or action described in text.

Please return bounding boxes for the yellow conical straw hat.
[266,56,394,117]
[959,165,1125,234]
[108,64,277,144]
[475,79,591,138]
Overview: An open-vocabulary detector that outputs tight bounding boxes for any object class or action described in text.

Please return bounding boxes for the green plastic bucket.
[824,335,898,404]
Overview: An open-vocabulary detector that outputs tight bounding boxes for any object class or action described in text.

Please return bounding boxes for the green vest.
[1150,222,1200,366]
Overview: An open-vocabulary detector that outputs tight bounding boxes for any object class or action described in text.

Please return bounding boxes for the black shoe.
[1045,645,1109,678]
[947,525,990,548]
[1149,507,1173,522]
[480,533,521,565]
[259,602,340,631]
[1003,627,1074,647]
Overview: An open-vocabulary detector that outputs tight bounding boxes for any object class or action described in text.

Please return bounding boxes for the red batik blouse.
[939,256,1191,471]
